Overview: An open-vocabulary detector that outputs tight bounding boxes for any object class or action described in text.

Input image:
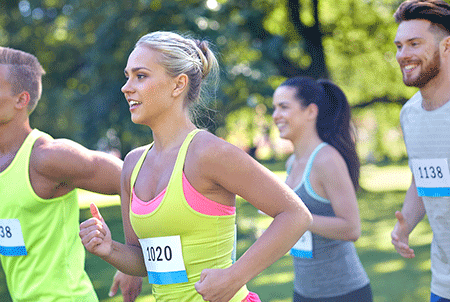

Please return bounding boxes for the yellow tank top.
[129,129,248,301]
[0,129,97,302]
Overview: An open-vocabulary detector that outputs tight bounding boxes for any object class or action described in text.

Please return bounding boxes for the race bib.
[411,158,450,197]
[290,230,313,259]
[0,219,27,256]
[139,235,188,285]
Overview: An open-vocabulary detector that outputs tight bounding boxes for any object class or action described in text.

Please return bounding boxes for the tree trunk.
[287,0,329,79]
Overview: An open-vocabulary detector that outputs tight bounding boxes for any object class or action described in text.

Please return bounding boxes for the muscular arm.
[32,138,122,197]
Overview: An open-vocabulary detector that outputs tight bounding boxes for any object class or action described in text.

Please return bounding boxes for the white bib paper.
[0,219,27,256]
[411,158,450,197]
[290,230,313,259]
[139,235,188,284]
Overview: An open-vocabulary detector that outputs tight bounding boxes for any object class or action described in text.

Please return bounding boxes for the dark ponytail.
[280,77,360,190]
[317,79,360,190]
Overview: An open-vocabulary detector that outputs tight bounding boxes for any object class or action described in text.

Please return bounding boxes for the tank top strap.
[130,143,154,192]
[286,156,294,176]
[22,129,50,153]
[8,129,50,172]
[298,142,329,203]
[129,129,203,195]
[300,142,328,185]
[166,129,203,189]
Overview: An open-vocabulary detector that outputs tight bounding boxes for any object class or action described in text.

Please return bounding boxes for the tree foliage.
[0,0,418,162]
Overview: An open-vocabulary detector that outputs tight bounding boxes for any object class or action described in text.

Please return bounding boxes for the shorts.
[293,283,373,302]
[242,291,261,302]
[431,293,450,302]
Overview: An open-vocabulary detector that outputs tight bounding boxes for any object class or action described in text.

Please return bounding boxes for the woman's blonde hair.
[136,31,219,122]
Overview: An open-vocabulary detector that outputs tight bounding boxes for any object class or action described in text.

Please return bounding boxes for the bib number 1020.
[0,226,12,238]
[146,245,172,262]
[418,166,444,179]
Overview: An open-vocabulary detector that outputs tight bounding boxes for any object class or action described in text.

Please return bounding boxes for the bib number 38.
[0,219,27,256]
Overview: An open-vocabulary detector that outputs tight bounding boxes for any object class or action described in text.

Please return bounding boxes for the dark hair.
[394,0,450,36]
[280,77,360,190]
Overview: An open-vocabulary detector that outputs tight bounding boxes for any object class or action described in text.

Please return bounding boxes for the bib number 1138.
[411,158,450,197]
[417,166,443,179]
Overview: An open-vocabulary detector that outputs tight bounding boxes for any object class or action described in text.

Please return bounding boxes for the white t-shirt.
[400,91,450,299]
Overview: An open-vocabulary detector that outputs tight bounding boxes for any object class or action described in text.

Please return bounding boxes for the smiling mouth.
[129,100,142,108]
[403,63,419,73]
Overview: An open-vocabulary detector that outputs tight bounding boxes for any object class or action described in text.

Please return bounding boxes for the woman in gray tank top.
[272,77,372,301]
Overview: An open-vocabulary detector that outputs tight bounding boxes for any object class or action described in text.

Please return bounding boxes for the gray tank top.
[289,143,370,298]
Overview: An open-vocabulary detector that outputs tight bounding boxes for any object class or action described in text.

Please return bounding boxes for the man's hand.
[391,211,415,258]
[109,271,142,302]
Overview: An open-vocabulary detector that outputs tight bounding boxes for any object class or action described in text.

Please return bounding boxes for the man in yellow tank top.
[0,47,141,301]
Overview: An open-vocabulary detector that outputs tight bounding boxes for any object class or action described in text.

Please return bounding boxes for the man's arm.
[33,138,122,195]
[391,177,426,258]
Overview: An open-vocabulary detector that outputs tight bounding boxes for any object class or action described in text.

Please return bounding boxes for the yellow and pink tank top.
[129,129,249,301]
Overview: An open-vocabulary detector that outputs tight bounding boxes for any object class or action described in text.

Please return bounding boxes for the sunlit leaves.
[0,0,414,162]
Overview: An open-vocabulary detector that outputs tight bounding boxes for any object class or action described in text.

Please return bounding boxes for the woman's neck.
[291,132,323,160]
[150,114,197,152]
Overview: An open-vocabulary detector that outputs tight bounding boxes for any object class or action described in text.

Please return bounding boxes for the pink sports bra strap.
[131,172,235,216]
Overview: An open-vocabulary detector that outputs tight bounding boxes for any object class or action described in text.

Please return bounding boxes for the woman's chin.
[130,115,145,125]
[279,132,290,140]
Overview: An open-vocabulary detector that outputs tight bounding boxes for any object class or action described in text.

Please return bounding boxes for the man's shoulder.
[32,136,72,160]
[30,134,96,176]
[402,91,422,110]
[400,91,422,122]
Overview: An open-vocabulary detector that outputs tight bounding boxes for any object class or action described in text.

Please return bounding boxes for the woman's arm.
[79,148,147,277]
[191,134,312,302]
[308,145,361,241]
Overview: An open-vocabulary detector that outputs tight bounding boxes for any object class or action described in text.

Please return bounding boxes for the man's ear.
[15,91,30,110]
[172,74,188,98]
[441,35,450,56]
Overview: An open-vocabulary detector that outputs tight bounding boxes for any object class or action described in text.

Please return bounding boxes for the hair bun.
[194,39,215,79]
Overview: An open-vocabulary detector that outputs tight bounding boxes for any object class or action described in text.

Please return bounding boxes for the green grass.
[0,164,432,302]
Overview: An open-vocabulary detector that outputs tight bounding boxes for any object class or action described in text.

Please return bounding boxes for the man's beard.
[403,50,441,88]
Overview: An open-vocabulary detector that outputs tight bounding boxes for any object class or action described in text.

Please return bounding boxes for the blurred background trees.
[0,0,418,164]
